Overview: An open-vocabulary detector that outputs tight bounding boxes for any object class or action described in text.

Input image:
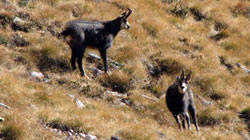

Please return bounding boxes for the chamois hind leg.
[185,112,191,129]
[189,105,199,132]
[70,48,77,70]
[76,46,87,77]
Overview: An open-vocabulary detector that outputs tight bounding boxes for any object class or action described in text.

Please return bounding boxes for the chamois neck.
[105,17,122,37]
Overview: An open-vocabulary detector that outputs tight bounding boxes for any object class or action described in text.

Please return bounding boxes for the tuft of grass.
[0,124,23,140]
[0,34,8,45]
[190,7,206,21]
[198,109,222,126]
[233,2,250,19]
[210,31,229,41]
[209,91,225,101]
[34,91,55,106]
[239,107,250,120]
[100,71,134,93]
[239,106,250,132]
[119,130,151,140]
[30,47,71,73]
[150,57,184,77]
[245,60,250,67]
[171,3,188,18]
[0,12,13,28]
[142,22,158,38]
[193,77,215,92]
[158,58,184,75]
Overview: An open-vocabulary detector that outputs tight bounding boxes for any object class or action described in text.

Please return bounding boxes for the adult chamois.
[166,68,199,131]
[61,8,132,77]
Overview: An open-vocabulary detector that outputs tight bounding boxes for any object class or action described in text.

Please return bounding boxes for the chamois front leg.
[100,49,111,75]
[189,104,199,132]
[174,114,182,130]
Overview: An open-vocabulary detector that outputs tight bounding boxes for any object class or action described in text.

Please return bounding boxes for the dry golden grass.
[0,0,249,139]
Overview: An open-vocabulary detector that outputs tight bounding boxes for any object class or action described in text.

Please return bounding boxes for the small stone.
[87,134,97,140]
[111,136,122,140]
[0,116,5,122]
[75,99,85,108]
[31,71,44,79]
[0,102,11,109]
[157,131,166,139]
[79,133,87,138]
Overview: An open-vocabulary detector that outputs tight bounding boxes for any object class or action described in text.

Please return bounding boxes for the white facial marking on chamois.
[120,20,130,30]
[178,82,188,94]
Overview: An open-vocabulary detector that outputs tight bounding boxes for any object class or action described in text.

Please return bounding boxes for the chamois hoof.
[106,70,112,76]
[80,73,90,80]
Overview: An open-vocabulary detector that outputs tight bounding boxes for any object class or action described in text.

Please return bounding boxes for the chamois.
[61,8,132,77]
[166,68,199,131]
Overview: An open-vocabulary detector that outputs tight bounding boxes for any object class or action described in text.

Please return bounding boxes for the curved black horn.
[180,68,185,79]
[125,8,132,18]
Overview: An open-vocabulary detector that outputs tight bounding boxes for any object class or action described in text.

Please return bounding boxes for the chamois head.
[119,8,132,30]
[177,68,192,94]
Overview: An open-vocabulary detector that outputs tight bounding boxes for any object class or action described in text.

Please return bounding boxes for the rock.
[142,94,158,102]
[120,98,133,106]
[157,132,166,139]
[0,103,11,109]
[106,91,127,98]
[75,99,85,108]
[111,136,122,140]
[0,116,5,122]
[197,95,213,106]
[86,134,97,140]
[12,17,31,32]
[67,94,85,108]
[87,53,124,69]
[87,53,101,61]
[67,94,75,100]
[236,63,250,74]
[8,33,29,47]
[88,66,104,77]
[79,133,87,138]
[109,58,124,69]
[31,71,44,80]
[65,135,73,140]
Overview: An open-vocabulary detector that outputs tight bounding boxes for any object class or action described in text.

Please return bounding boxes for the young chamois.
[166,68,199,131]
[61,8,132,77]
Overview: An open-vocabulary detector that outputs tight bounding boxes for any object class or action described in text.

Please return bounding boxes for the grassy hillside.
[0,0,249,139]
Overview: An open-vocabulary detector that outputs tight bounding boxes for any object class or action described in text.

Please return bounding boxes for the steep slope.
[0,0,249,140]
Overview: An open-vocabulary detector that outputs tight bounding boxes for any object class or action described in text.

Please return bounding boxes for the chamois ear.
[180,68,185,79]
[121,11,127,17]
[186,70,192,82]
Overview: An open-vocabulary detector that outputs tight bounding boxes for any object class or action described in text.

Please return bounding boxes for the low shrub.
[100,71,134,93]
[0,124,23,140]
[239,106,250,132]
[198,110,222,126]
[150,57,184,77]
